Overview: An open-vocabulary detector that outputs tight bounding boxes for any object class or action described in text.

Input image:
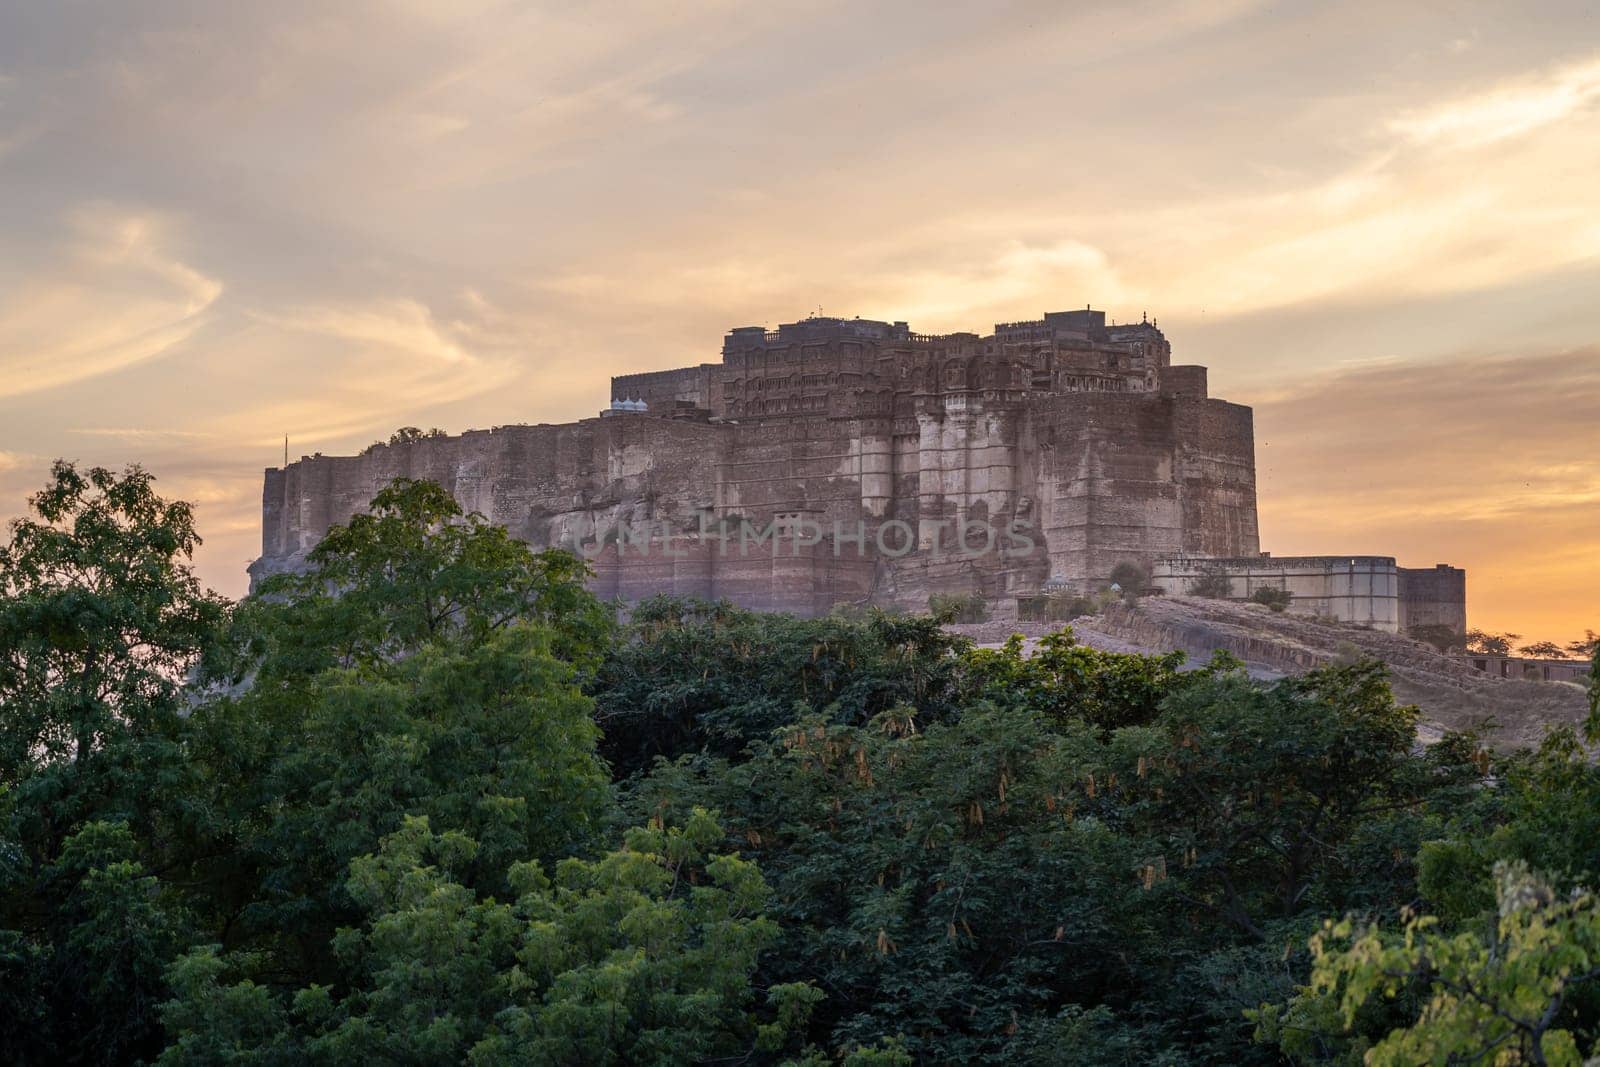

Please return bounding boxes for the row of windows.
[728,373,845,393]
[727,396,831,416]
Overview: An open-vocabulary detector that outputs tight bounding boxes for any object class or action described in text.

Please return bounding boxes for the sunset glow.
[2,1,1596,641]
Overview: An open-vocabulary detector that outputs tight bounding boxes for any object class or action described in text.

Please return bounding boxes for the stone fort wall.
[253,308,1262,614]
[1147,556,1468,635]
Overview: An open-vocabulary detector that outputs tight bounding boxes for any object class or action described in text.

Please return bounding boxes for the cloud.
[204,296,523,446]
[1390,52,1600,149]
[68,428,214,441]
[255,299,472,365]
[885,240,1137,327]
[0,208,221,398]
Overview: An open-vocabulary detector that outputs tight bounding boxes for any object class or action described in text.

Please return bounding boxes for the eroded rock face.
[253,310,1259,613]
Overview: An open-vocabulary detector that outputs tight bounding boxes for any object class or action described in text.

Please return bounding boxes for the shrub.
[1045,592,1098,622]
[1189,572,1235,598]
[1249,586,1293,612]
[1108,560,1150,596]
[1408,623,1467,653]
[928,591,989,624]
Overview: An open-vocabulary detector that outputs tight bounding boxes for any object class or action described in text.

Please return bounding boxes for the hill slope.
[951,596,1589,748]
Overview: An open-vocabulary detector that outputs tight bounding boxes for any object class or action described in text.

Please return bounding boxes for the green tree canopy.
[160,811,827,1066]
[0,462,226,1064]
[183,480,614,984]
[1285,861,1600,1066]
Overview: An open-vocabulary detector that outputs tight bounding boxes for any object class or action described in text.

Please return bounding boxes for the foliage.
[1108,560,1151,596]
[927,591,988,624]
[627,703,1154,1059]
[1189,571,1235,598]
[231,478,612,679]
[7,465,1595,1064]
[1591,644,1600,740]
[1138,662,1449,939]
[159,811,823,1065]
[185,479,613,985]
[0,462,225,1064]
[1520,639,1565,659]
[1292,861,1600,1065]
[0,469,621,1062]
[1467,628,1521,656]
[1414,728,1600,914]
[959,629,1191,731]
[624,649,1477,1060]
[1248,586,1294,613]
[0,461,227,777]
[591,596,969,778]
[1587,643,1600,726]
[1407,623,1467,653]
[1018,591,1098,622]
[1257,722,1600,1064]
[361,426,449,454]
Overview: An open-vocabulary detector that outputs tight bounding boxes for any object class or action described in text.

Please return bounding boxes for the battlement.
[614,307,1179,420]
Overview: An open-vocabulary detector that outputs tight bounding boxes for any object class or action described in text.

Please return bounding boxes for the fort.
[252,306,1464,630]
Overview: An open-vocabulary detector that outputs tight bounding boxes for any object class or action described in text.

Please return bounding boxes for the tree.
[232,478,612,679]
[1295,861,1600,1065]
[1256,720,1600,1064]
[1565,630,1598,660]
[183,479,614,987]
[1415,727,1600,912]
[1407,623,1467,653]
[0,462,226,1064]
[1108,560,1150,596]
[1467,629,1521,656]
[1520,640,1565,659]
[0,466,1544,1062]
[159,812,825,1065]
[623,640,1475,1061]
[0,461,226,780]
[1587,645,1600,743]
[961,629,1191,731]
[1189,572,1235,598]
[1138,661,1454,941]
[628,701,1158,1061]
[927,591,987,623]
[1248,586,1293,613]
[362,426,449,454]
[591,596,968,778]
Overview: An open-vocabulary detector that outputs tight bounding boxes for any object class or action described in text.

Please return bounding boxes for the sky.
[1,0,1596,644]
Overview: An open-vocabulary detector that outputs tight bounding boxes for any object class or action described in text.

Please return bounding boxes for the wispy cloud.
[255,299,472,365]
[0,208,221,398]
[1390,52,1600,149]
[68,428,214,441]
[211,296,522,445]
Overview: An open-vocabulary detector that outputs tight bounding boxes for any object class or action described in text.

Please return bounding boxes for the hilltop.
[950,594,1590,749]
